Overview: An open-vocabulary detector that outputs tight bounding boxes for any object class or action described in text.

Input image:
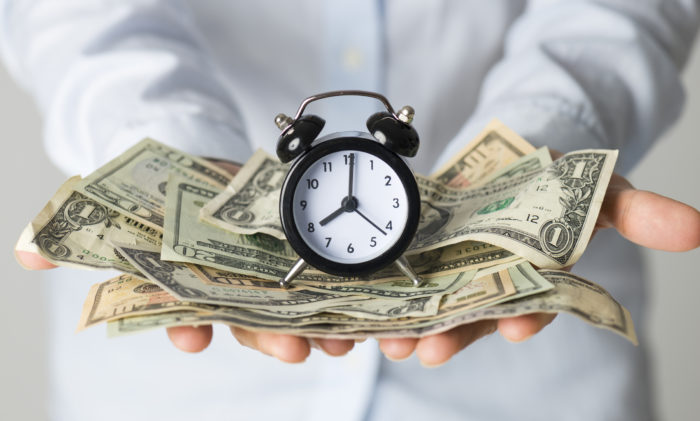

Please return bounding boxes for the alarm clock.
[274,90,424,289]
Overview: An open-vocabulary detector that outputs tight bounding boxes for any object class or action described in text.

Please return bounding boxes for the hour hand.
[319,206,345,226]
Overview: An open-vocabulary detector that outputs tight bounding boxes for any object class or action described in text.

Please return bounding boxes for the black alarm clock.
[274,91,423,289]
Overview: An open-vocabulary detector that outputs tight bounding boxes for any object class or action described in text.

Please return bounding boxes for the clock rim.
[280,132,420,277]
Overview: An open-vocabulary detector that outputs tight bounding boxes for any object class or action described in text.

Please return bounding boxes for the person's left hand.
[377,171,700,366]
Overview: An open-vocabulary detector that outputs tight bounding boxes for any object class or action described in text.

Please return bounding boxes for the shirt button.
[342,48,364,71]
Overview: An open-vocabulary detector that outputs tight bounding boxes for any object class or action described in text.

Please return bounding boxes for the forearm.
[433,0,699,174]
[1,0,252,176]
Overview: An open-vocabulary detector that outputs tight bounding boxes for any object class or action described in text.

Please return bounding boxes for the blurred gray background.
[1,42,699,420]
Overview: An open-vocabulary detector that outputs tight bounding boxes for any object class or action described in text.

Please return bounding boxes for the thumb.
[598,174,700,252]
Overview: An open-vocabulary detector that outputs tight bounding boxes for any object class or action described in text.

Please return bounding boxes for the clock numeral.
[306,178,319,189]
[307,222,315,232]
[384,175,392,186]
[385,220,393,230]
[344,154,351,165]
[347,243,355,253]
[322,162,332,172]
[370,236,377,247]
[370,159,374,170]
[299,200,307,210]
[392,198,399,208]
[325,237,332,248]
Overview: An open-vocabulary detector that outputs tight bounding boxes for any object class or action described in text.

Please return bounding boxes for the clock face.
[292,149,409,264]
[280,134,420,276]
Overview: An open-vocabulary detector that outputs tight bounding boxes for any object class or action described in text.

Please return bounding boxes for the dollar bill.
[106,270,634,344]
[334,268,517,323]
[430,118,537,188]
[321,295,444,320]
[77,273,216,331]
[121,242,484,314]
[200,150,289,239]
[15,176,161,274]
[477,146,552,186]
[409,149,618,268]
[303,269,476,300]
[101,269,507,330]
[476,261,555,307]
[117,244,358,312]
[162,174,301,281]
[376,269,637,344]
[438,268,517,313]
[189,265,283,290]
[76,138,232,230]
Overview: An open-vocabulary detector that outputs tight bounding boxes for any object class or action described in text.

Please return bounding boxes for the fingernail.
[504,332,534,343]
[384,353,411,362]
[419,359,447,369]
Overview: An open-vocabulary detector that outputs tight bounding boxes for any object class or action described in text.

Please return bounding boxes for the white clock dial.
[292,150,409,264]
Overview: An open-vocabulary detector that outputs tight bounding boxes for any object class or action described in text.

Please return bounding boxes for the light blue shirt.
[1,1,698,420]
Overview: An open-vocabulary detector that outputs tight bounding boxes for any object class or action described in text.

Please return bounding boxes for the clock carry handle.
[274,90,420,163]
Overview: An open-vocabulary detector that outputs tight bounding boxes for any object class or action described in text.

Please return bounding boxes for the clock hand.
[354,208,387,236]
[347,152,355,199]
[319,206,345,226]
[320,196,358,226]
[321,154,356,227]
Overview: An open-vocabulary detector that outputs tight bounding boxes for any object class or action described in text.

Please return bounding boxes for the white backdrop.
[0,42,698,420]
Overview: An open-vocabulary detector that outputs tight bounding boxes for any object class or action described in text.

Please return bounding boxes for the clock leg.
[279,258,308,289]
[394,255,425,287]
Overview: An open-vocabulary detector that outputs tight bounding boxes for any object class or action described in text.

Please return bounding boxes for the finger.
[599,174,700,252]
[230,327,310,363]
[15,250,57,270]
[415,320,497,367]
[378,337,419,361]
[497,313,556,343]
[167,325,213,353]
[309,338,355,356]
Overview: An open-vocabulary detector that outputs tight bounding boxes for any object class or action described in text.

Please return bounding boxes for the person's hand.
[377,171,700,366]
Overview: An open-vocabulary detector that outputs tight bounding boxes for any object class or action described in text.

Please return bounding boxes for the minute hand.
[347,153,355,198]
[354,208,387,236]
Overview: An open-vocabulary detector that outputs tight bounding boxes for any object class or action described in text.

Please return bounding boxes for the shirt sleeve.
[0,0,252,176]
[432,0,699,174]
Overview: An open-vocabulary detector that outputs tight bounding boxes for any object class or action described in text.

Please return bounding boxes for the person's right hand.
[15,250,355,362]
[166,325,356,361]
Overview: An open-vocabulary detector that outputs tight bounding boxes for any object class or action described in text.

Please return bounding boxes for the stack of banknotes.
[15,120,637,343]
